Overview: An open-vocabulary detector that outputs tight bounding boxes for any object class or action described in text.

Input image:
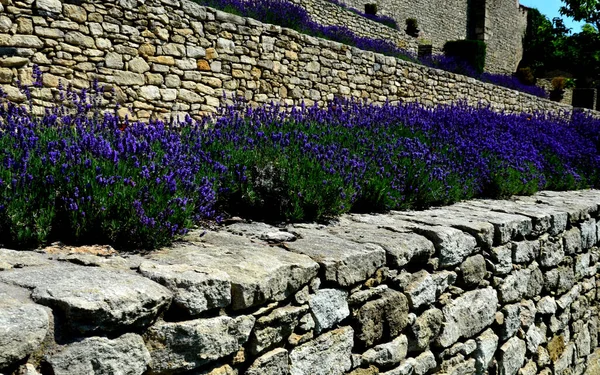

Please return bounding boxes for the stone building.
[337,0,529,73]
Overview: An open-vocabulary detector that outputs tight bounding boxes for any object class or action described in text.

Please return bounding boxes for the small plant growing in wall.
[406,18,419,37]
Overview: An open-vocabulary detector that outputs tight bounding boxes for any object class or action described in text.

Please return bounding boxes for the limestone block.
[36,0,62,14]
[246,348,289,375]
[148,234,319,310]
[498,337,526,375]
[46,334,150,375]
[0,264,171,334]
[289,326,353,375]
[438,287,498,347]
[308,288,349,333]
[0,283,50,369]
[139,262,231,316]
[285,226,386,287]
[355,289,409,347]
[250,305,307,355]
[146,315,255,373]
[362,335,408,368]
[474,328,499,374]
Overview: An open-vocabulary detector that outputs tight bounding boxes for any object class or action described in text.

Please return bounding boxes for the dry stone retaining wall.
[2,189,600,375]
[288,0,419,53]
[0,0,592,122]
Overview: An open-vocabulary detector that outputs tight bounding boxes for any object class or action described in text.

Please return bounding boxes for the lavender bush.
[1,78,597,250]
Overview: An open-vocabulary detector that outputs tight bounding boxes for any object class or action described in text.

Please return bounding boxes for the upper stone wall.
[334,0,527,73]
[289,0,418,53]
[484,0,528,73]
[337,0,468,53]
[0,0,592,122]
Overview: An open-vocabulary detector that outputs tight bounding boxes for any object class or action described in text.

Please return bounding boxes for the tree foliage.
[559,0,600,32]
[521,6,600,88]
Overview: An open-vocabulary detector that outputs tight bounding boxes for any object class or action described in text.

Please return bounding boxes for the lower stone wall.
[0,0,596,122]
[1,189,600,375]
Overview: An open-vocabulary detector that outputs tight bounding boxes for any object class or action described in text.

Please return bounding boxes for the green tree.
[559,0,600,32]
[521,9,570,75]
[565,23,600,86]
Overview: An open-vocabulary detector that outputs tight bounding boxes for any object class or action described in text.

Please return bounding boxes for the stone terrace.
[1,189,600,374]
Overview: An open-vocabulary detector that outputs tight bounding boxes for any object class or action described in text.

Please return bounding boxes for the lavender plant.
[0,77,597,250]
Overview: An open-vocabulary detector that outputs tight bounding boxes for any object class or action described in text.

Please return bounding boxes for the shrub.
[517,67,536,86]
[443,39,487,74]
[406,18,419,37]
[550,76,568,101]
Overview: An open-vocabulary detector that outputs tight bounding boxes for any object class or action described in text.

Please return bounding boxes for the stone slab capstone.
[0,264,172,334]
[148,231,319,310]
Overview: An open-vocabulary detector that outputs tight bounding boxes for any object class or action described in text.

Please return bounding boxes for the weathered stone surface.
[331,218,435,268]
[408,223,477,268]
[0,248,50,269]
[474,328,499,374]
[289,326,353,375]
[36,0,62,14]
[308,288,349,333]
[46,333,150,375]
[246,348,289,375]
[392,208,495,249]
[563,227,582,254]
[498,267,543,303]
[105,52,124,69]
[114,71,145,86]
[525,325,545,353]
[581,219,597,249]
[227,222,296,243]
[403,270,436,309]
[459,254,487,286]
[499,303,521,340]
[498,337,526,375]
[285,226,386,286]
[146,315,255,373]
[490,245,513,275]
[355,289,409,347]
[149,234,318,309]
[408,308,443,351]
[0,265,171,334]
[539,235,564,268]
[0,283,49,369]
[362,334,408,368]
[438,288,498,347]
[138,262,231,316]
[537,296,557,315]
[250,305,307,355]
[553,342,575,374]
[412,351,437,375]
[447,203,532,244]
[0,56,29,69]
[512,240,539,263]
[379,361,414,375]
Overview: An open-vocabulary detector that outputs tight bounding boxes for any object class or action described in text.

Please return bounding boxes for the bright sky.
[519,0,587,33]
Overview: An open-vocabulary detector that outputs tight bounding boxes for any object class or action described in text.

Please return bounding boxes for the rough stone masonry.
[1,189,600,375]
[0,0,593,122]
